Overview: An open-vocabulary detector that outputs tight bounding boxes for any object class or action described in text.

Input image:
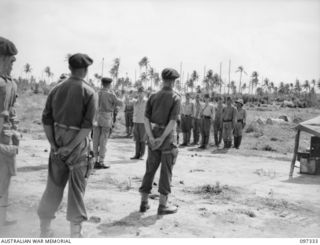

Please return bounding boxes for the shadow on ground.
[18,165,47,172]
[97,211,160,236]
[282,175,320,185]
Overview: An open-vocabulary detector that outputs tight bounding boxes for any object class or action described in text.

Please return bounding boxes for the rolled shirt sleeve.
[81,93,97,129]
[168,96,181,121]
[42,90,55,126]
[144,95,153,120]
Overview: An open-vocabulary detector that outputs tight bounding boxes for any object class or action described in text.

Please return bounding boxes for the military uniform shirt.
[0,75,17,119]
[133,99,147,124]
[145,86,181,126]
[97,88,122,113]
[42,76,96,129]
[201,103,214,118]
[215,104,223,121]
[194,101,202,119]
[236,108,246,122]
[181,102,194,116]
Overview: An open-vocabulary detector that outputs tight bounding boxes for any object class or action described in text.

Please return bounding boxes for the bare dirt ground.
[0,93,319,238]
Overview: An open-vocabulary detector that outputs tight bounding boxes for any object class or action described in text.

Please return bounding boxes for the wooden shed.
[289,116,320,178]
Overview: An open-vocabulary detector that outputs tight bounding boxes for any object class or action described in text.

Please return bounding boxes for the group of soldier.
[179,93,247,150]
[0,36,246,238]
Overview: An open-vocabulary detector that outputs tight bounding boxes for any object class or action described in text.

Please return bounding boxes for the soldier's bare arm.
[144,117,155,145]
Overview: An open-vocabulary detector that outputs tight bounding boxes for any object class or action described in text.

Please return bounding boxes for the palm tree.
[241,83,247,93]
[139,57,149,74]
[44,66,53,83]
[236,66,247,94]
[140,72,148,88]
[294,79,301,96]
[213,73,221,93]
[203,69,213,93]
[109,58,120,85]
[186,78,194,92]
[262,78,269,93]
[148,67,154,89]
[230,81,237,95]
[318,80,320,89]
[24,63,32,81]
[250,71,259,94]
[153,72,161,88]
[303,80,310,93]
[278,82,285,95]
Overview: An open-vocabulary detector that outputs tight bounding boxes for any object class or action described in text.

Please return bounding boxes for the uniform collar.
[162,86,173,91]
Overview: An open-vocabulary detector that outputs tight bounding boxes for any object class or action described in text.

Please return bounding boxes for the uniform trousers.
[139,127,178,195]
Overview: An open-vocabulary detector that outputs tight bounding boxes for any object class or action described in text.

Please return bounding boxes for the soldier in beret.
[139,68,181,215]
[92,77,122,169]
[0,36,19,227]
[37,53,96,237]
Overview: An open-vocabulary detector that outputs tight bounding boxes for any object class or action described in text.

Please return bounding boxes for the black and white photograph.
[0,0,319,242]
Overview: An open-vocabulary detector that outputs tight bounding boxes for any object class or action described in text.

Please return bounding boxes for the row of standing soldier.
[0,36,181,238]
[179,93,247,149]
[0,35,246,238]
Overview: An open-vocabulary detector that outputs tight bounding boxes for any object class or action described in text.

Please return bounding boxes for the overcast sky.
[1,0,319,87]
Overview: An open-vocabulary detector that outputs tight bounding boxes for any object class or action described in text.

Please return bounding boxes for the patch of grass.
[261,144,276,152]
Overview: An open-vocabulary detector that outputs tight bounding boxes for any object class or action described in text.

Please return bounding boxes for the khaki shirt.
[194,101,202,119]
[215,104,224,121]
[0,75,17,131]
[181,101,194,116]
[97,88,122,113]
[145,86,181,126]
[133,98,146,124]
[236,108,246,122]
[222,106,237,124]
[201,103,214,118]
[42,76,96,129]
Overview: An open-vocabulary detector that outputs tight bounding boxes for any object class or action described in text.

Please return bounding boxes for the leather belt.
[237,119,244,123]
[223,119,232,122]
[54,122,80,131]
[201,116,211,119]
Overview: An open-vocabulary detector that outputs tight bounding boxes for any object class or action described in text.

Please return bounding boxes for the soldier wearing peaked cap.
[139,68,181,215]
[92,77,123,169]
[234,99,246,149]
[0,36,19,227]
[37,53,96,238]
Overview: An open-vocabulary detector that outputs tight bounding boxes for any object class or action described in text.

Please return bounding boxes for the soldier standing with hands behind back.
[139,68,181,215]
[221,97,237,148]
[0,36,19,227]
[37,53,96,238]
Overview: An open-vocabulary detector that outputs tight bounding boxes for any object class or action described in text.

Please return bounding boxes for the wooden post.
[289,129,300,178]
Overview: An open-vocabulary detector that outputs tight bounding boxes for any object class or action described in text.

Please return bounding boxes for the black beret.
[68,53,93,68]
[161,68,180,80]
[101,77,112,84]
[0,36,18,56]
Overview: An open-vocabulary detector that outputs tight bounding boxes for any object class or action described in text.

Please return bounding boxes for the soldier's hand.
[56,145,72,157]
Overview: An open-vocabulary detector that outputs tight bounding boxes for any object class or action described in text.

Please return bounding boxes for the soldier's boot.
[237,136,242,149]
[233,137,238,148]
[70,222,83,238]
[131,141,141,159]
[139,192,150,212]
[139,142,146,160]
[40,219,54,238]
[0,207,17,227]
[180,133,187,146]
[228,140,233,148]
[223,140,228,149]
[157,194,178,215]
